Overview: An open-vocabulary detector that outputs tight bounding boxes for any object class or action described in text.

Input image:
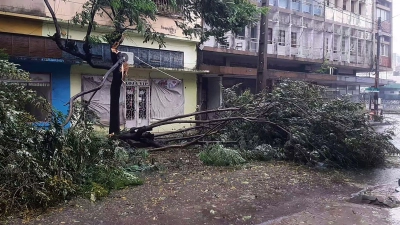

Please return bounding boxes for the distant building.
[198,0,394,110]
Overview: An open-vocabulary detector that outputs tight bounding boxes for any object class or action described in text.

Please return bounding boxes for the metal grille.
[126,86,136,120]
[138,87,148,119]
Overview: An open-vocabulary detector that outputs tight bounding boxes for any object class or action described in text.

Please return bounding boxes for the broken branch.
[44,0,111,70]
[62,58,123,127]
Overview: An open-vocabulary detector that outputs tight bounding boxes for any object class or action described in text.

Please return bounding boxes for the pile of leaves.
[0,59,143,219]
[199,144,246,166]
[204,80,398,169]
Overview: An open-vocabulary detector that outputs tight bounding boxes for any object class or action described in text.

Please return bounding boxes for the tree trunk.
[109,50,123,134]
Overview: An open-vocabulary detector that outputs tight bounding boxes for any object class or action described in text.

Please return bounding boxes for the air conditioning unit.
[120,51,134,65]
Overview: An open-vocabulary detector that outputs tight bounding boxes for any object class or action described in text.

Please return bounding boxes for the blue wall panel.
[13,60,71,116]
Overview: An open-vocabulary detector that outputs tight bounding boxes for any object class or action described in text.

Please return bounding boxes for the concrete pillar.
[206,77,223,110]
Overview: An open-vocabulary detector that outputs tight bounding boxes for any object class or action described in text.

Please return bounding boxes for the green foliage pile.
[199,144,246,166]
[213,80,398,169]
[0,60,143,218]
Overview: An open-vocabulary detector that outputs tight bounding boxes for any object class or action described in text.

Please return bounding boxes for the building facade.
[0,0,202,132]
[198,0,393,110]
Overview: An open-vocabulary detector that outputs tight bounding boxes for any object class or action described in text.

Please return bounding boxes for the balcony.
[153,0,183,18]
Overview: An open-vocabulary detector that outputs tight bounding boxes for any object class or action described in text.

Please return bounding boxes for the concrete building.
[198,0,393,110]
[0,0,202,132]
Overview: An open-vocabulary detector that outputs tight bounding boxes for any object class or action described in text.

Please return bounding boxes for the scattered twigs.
[149,121,227,152]
[154,125,204,138]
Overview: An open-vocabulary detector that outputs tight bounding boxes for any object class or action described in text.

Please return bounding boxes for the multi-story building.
[0,0,201,131]
[376,0,393,70]
[198,0,394,110]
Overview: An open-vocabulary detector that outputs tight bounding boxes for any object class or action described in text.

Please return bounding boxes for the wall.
[0,0,45,17]
[43,0,199,41]
[42,24,197,69]
[0,15,42,36]
[69,65,197,132]
[13,60,71,115]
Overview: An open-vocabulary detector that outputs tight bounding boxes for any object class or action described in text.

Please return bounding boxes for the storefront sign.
[126,79,150,86]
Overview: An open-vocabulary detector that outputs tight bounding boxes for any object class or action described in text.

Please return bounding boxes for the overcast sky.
[393,1,399,54]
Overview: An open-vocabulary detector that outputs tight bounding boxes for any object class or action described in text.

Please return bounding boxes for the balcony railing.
[153,0,183,18]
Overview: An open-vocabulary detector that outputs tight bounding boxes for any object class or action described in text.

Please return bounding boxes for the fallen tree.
[44,0,266,134]
[42,1,398,169]
[67,75,399,168]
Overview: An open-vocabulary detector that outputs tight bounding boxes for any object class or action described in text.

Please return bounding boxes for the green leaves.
[69,0,266,48]
[215,80,398,169]
[0,60,30,81]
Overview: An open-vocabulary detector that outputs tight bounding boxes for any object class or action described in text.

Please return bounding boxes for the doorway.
[125,80,150,128]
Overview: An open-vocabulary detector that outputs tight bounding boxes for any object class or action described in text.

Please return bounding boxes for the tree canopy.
[46,0,266,60]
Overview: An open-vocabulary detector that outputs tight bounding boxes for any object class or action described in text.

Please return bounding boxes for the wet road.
[374,114,400,224]
[258,114,400,225]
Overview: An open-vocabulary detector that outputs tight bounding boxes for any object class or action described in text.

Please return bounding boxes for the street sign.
[365,87,379,93]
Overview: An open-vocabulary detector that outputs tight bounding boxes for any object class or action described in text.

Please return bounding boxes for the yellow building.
[0,0,206,132]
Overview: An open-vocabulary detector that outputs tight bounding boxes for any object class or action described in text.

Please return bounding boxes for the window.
[250,26,258,39]
[326,0,329,6]
[333,37,338,53]
[341,38,346,53]
[291,32,297,47]
[358,40,362,55]
[377,8,390,21]
[359,2,365,15]
[343,0,348,10]
[292,0,300,11]
[279,0,288,9]
[236,27,245,38]
[4,74,52,121]
[278,30,286,46]
[153,0,182,17]
[325,38,329,53]
[350,40,356,55]
[303,0,312,13]
[351,1,356,13]
[267,28,273,44]
[381,44,389,56]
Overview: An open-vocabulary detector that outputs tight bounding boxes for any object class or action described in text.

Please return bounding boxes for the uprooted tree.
[44,0,398,166]
[44,0,266,135]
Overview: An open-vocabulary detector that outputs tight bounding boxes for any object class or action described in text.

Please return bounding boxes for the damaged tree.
[44,0,266,135]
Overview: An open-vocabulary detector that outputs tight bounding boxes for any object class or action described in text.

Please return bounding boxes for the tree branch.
[154,125,205,137]
[99,5,114,22]
[62,58,123,127]
[135,108,240,131]
[43,0,110,70]
[149,121,227,151]
[82,1,98,66]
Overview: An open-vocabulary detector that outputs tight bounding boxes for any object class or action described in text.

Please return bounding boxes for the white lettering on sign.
[126,79,149,86]
[3,82,50,87]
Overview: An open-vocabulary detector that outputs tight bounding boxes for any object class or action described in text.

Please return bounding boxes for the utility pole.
[374,17,382,119]
[256,0,269,92]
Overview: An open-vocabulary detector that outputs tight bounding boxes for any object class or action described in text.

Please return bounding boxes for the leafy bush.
[0,59,142,218]
[213,80,398,169]
[199,144,246,166]
[241,144,283,161]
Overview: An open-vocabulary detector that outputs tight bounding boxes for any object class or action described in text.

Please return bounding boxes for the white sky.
[393,1,400,54]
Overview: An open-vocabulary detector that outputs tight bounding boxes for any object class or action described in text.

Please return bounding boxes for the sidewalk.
[258,202,391,225]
